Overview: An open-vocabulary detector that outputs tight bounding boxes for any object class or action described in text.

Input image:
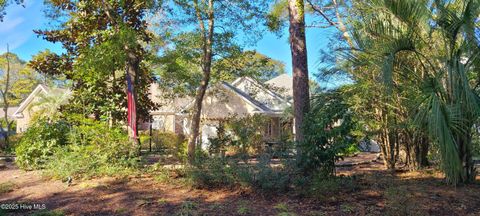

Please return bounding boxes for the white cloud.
[0,0,42,53]
[0,17,24,33]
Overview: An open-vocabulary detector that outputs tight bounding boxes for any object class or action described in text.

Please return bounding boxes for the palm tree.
[347,0,479,184]
[27,89,72,123]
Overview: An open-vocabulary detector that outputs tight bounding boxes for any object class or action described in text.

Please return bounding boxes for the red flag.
[127,74,137,139]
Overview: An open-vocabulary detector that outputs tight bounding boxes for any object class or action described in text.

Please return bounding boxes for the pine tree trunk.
[288,0,310,152]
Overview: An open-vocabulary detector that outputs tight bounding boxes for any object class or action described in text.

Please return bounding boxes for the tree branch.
[305,0,336,26]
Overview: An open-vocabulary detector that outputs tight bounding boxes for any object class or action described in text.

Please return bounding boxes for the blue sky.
[0,1,342,87]
[0,0,64,60]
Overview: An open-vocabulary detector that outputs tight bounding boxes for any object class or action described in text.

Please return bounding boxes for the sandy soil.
[1,155,479,216]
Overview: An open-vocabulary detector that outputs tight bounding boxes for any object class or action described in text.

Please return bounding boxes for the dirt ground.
[1,155,479,216]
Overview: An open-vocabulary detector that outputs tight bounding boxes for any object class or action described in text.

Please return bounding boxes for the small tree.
[160,0,270,163]
[0,46,40,149]
[0,45,13,149]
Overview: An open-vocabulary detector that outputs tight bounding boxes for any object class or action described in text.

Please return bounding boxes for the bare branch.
[305,0,336,26]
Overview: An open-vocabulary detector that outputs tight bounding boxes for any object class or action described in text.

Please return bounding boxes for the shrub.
[308,175,358,200]
[298,89,358,176]
[15,115,139,179]
[187,153,292,193]
[15,118,70,169]
[43,118,138,179]
[187,156,236,188]
[0,133,22,154]
[225,114,269,155]
[207,123,231,156]
[149,131,186,159]
[246,154,291,193]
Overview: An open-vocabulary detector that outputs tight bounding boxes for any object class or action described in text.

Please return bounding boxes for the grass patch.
[176,200,198,216]
[0,181,16,194]
[340,203,355,214]
[308,176,359,200]
[30,210,65,216]
[274,202,296,216]
[236,201,250,215]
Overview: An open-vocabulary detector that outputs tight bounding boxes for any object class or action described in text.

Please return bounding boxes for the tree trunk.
[288,0,310,150]
[126,49,140,147]
[187,75,211,162]
[458,131,475,183]
[416,136,429,168]
[1,45,12,150]
[188,0,214,164]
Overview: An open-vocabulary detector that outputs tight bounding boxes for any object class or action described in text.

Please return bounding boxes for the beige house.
[12,84,69,133]
[14,75,293,145]
[149,75,293,146]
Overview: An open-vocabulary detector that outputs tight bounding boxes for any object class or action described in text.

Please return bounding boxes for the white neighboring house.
[14,75,294,145]
[12,84,70,133]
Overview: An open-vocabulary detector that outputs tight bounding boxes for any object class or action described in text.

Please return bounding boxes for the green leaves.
[299,87,358,175]
[33,0,157,123]
[346,0,480,184]
[0,52,41,106]
[0,0,23,22]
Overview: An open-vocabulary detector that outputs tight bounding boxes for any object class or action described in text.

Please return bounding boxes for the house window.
[152,116,166,131]
[265,121,273,138]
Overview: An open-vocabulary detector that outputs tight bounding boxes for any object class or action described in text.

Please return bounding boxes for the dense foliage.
[15,118,70,169]
[299,87,358,176]
[28,0,157,123]
[44,117,138,179]
[345,0,480,184]
[16,116,138,178]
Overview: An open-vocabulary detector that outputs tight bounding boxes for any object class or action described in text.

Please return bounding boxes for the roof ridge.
[221,81,272,112]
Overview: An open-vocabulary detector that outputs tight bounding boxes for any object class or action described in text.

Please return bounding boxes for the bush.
[225,115,269,155]
[149,131,186,159]
[0,134,22,154]
[308,175,358,200]
[43,118,138,179]
[232,153,293,193]
[187,156,236,188]
[186,153,292,193]
[15,118,70,169]
[15,115,139,179]
[298,89,358,176]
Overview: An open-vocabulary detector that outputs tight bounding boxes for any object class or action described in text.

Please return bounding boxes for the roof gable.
[13,84,69,118]
[13,84,49,117]
[231,76,290,111]
[265,74,293,97]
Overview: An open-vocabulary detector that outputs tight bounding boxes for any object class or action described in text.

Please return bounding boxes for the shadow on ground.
[1,160,480,216]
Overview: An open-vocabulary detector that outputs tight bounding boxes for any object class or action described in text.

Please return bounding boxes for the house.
[149,75,293,145]
[12,84,69,133]
[14,75,294,144]
[265,74,293,100]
